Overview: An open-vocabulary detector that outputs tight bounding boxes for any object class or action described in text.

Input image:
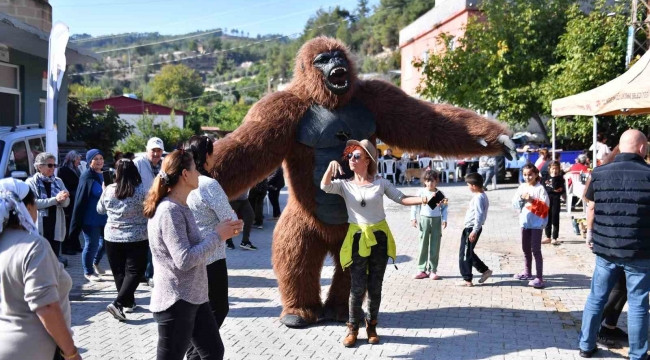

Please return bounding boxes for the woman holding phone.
[70,149,108,282]
[26,152,71,258]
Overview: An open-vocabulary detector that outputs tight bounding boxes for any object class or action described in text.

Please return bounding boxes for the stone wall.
[0,0,52,33]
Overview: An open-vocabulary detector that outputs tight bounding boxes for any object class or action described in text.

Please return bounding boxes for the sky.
[51,0,381,38]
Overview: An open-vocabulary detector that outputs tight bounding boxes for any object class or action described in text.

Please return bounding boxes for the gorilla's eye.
[313,54,331,65]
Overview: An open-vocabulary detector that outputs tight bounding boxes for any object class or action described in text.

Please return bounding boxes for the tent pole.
[593,116,598,167]
[552,118,556,160]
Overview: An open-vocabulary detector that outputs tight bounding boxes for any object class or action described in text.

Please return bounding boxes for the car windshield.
[0,140,5,162]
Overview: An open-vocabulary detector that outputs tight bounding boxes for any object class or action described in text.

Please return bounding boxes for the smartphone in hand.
[427,190,446,210]
[102,170,114,186]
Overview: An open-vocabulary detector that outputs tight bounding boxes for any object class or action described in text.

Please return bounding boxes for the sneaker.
[478,269,493,284]
[551,239,561,245]
[226,239,235,250]
[578,347,597,358]
[414,271,428,279]
[240,242,258,251]
[430,273,441,280]
[106,303,126,321]
[84,273,103,282]
[124,302,138,313]
[458,280,473,287]
[513,272,534,280]
[599,326,627,340]
[253,223,263,229]
[596,333,617,347]
[93,263,106,275]
[528,278,545,288]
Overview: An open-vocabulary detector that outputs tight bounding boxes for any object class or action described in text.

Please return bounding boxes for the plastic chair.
[377,158,385,178]
[566,172,586,215]
[441,160,458,183]
[397,160,407,184]
[383,160,397,184]
[419,157,434,170]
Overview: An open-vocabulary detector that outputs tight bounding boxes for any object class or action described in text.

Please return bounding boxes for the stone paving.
[65,183,633,360]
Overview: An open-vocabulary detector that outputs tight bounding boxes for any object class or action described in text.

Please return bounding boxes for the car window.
[6,141,30,178]
[28,137,44,159]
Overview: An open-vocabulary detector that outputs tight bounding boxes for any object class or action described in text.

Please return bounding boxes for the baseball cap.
[146,137,164,151]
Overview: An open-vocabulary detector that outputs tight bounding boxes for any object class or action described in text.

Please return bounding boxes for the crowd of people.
[0,128,647,359]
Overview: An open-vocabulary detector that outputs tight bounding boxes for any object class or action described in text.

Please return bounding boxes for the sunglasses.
[347,153,364,160]
[41,164,58,168]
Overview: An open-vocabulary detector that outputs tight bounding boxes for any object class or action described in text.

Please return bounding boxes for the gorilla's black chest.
[296,100,376,225]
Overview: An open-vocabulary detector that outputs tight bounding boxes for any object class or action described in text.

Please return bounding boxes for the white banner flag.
[46,22,70,164]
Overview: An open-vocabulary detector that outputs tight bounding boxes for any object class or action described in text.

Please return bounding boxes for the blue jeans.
[579,255,650,360]
[82,225,105,275]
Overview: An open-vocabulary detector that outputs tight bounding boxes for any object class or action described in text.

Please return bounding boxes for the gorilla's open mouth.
[327,67,348,89]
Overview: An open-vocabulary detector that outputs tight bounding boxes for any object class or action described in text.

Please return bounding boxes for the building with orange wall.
[399,0,481,97]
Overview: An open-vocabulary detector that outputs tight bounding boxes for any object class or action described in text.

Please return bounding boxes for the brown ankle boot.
[366,319,380,344]
[343,322,358,347]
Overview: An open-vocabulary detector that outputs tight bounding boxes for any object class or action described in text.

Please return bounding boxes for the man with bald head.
[578,129,650,359]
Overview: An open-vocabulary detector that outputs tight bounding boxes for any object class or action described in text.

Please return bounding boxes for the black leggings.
[104,241,149,307]
[602,274,627,327]
[186,259,229,360]
[545,195,561,240]
[268,189,281,217]
[349,231,389,327]
[154,300,224,360]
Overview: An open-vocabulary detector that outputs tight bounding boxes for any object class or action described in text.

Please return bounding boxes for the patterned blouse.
[97,184,148,242]
[187,176,234,264]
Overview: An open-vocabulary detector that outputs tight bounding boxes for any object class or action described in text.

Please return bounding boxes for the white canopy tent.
[551,50,650,163]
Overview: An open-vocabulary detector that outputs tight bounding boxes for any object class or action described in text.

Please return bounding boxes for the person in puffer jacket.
[512,163,549,289]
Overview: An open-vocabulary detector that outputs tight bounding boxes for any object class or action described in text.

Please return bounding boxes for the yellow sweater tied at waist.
[340,220,396,270]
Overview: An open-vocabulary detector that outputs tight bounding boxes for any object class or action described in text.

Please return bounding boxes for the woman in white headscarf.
[0,178,80,360]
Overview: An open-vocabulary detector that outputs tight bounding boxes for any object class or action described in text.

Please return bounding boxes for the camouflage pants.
[348,231,389,329]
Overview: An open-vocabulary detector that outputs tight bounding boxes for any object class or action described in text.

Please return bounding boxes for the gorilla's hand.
[498,134,517,160]
[477,134,516,160]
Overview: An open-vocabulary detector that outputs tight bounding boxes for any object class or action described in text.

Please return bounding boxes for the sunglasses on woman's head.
[347,153,363,160]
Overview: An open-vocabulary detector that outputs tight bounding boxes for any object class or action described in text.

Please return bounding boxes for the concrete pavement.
[65,183,630,360]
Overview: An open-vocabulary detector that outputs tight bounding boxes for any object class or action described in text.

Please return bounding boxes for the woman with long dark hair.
[97,159,148,321]
[184,136,237,359]
[144,150,243,360]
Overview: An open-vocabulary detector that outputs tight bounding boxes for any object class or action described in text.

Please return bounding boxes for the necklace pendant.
[360,200,366,207]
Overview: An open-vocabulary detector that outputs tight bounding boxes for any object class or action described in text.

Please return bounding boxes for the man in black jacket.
[578,130,650,360]
[267,167,285,220]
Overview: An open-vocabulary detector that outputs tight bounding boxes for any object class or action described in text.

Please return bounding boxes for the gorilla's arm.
[210,91,309,199]
[357,80,514,157]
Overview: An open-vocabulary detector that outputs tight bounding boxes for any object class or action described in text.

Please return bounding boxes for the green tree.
[68,84,111,102]
[185,101,252,132]
[415,0,574,141]
[67,97,133,157]
[115,113,194,153]
[541,1,649,147]
[149,64,204,107]
[356,0,370,18]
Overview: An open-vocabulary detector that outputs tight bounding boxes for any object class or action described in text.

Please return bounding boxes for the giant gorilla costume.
[211,37,515,328]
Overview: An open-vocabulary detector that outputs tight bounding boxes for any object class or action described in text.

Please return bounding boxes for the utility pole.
[626,0,650,67]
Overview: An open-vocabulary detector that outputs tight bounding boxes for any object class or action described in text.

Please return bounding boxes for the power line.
[92,0,355,53]
[69,20,343,76]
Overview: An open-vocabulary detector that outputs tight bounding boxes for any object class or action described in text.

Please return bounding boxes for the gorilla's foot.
[280,307,319,328]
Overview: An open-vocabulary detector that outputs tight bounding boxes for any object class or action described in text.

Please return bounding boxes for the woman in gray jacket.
[97,159,148,321]
[26,152,70,258]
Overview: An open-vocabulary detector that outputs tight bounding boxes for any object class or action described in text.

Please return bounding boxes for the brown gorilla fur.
[210,36,511,326]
